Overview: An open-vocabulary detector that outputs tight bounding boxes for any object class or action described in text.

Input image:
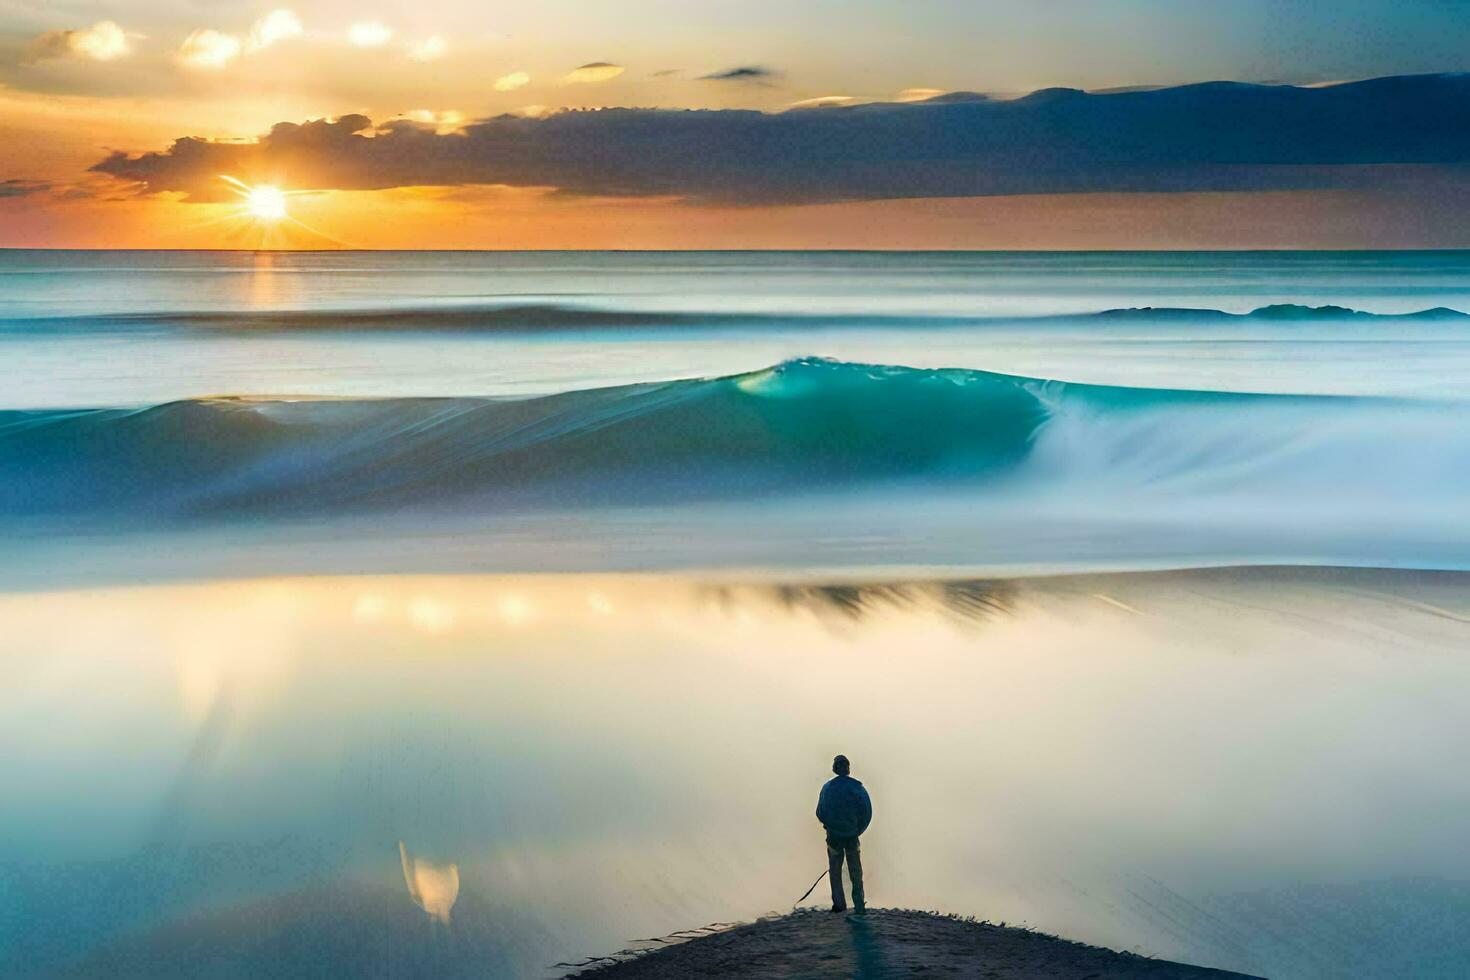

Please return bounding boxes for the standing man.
[816,754,872,914]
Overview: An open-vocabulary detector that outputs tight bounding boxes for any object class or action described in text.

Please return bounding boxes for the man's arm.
[815,784,829,825]
[856,785,872,835]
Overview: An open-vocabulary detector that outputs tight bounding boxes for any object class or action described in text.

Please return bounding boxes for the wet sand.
[5,566,1470,977]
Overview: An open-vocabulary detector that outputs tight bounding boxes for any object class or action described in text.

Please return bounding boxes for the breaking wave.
[2,357,1465,527]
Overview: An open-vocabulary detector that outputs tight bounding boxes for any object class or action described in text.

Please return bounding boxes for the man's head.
[832,754,850,776]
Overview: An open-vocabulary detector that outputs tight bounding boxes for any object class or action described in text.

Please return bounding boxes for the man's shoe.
[830,904,847,913]
[853,906,867,916]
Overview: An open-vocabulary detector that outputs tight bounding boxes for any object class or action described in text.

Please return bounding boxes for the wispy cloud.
[90,75,1470,207]
[896,87,946,102]
[403,109,466,135]
[27,21,134,62]
[248,9,303,51]
[494,71,530,92]
[0,179,50,198]
[348,21,393,48]
[788,95,857,109]
[563,62,623,84]
[407,36,447,62]
[700,66,776,82]
[179,29,241,69]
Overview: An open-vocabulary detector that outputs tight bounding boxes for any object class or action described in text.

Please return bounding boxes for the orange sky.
[5,179,1470,251]
[5,91,1466,250]
[3,2,1469,248]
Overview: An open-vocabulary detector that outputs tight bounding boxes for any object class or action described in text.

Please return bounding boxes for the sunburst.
[208,175,346,248]
[244,184,288,221]
[220,175,300,223]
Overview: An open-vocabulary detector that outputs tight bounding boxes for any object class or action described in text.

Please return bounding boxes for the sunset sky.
[2,0,1469,249]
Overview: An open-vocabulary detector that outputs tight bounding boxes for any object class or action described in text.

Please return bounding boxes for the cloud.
[249,10,304,51]
[404,109,466,135]
[897,87,946,103]
[408,36,447,62]
[563,62,623,84]
[27,21,133,62]
[494,71,530,92]
[919,90,990,104]
[348,21,393,48]
[179,29,241,69]
[90,74,1470,207]
[0,179,50,198]
[700,66,776,82]
[789,95,857,109]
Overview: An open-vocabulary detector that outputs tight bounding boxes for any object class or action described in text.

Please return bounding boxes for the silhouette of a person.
[816,754,872,914]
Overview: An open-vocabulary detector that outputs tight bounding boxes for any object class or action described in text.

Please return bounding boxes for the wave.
[1,357,1462,527]
[0,304,728,334]
[0,359,1045,519]
[4,302,1466,335]
[1090,303,1470,322]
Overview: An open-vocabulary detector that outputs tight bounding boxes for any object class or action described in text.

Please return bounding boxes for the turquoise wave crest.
[0,357,1456,523]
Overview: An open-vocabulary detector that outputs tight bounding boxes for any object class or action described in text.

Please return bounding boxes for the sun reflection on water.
[399,841,460,924]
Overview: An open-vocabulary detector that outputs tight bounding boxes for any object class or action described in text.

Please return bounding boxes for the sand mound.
[568,908,1260,978]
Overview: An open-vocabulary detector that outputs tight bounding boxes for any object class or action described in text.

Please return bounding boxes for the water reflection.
[709,580,1017,626]
[2,568,1470,978]
[400,842,461,924]
[247,250,280,309]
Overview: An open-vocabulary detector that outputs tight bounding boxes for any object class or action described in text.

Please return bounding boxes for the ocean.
[3,250,1469,978]
[6,249,1470,578]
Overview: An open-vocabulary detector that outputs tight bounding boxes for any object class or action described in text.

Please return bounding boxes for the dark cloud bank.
[0,179,49,198]
[92,73,1470,205]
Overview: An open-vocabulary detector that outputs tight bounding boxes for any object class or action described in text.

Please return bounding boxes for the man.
[815,754,872,914]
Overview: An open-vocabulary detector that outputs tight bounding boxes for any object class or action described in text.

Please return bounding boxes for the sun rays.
[243,184,288,221]
[220,174,300,222]
[195,175,347,248]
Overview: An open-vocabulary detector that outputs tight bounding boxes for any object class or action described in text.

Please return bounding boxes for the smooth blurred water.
[3,569,1469,979]
[4,251,1470,979]
[5,250,1470,407]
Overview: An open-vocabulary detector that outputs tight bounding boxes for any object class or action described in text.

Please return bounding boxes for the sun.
[245,185,288,221]
[212,174,344,247]
[219,176,293,222]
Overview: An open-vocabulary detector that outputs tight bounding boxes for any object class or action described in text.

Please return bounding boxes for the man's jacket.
[816,774,872,838]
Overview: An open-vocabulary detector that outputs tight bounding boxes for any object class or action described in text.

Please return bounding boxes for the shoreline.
[8,510,1470,594]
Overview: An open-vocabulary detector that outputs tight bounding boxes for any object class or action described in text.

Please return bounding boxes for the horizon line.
[5,246,1470,255]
